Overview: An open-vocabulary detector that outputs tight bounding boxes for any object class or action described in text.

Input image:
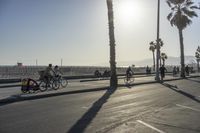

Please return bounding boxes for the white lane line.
[137,120,166,133]
[81,106,90,109]
[176,104,200,112]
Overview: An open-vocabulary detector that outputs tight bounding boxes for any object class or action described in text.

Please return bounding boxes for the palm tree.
[166,0,199,78]
[149,41,156,71]
[106,0,117,88]
[161,52,168,66]
[150,39,164,68]
[158,38,164,67]
[195,46,200,72]
[155,0,161,81]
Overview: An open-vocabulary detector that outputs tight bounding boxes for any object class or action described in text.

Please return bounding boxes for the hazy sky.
[0,0,200,66]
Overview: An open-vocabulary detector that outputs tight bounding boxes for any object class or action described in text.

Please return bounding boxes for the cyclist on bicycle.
[44,64,54,83]
[126,66,134,80]
[54,65,63,77]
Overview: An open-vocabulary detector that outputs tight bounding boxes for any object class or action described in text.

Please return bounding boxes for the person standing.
[173,66,177,77]
[185,65,189,76]
[160,65,167,81]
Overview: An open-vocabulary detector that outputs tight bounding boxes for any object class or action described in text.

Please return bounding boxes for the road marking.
[81,106,89,109]
[137,120,166,133]
[176,104,200,112]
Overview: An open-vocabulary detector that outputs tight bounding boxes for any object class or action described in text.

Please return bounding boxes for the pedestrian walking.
[160,65,167,81]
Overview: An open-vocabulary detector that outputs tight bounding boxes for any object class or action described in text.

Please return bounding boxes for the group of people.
[41,64,62,83]
[125,65,167,81]
[146,66,151,74]
[94,70,111,78]
[21,64,63,92]
[172,66,180,76]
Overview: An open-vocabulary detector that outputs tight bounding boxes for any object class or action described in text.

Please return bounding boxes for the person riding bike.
[54,65,62,77]
[44,64,54,84]
[126,66,134,80]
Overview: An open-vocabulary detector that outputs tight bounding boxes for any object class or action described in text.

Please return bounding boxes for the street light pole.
[155,0,160,81]
[107,0,118,88]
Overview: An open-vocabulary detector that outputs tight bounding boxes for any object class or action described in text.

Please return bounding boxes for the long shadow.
[185,78,200,84]
[0,87,109,106]
[161,82,200,103]
[67,87,117,133]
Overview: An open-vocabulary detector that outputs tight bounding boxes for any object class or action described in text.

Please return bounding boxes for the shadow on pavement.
[67,87,117,133]
[185,78,200,84]
[0,87,109,106]
[161,82,200,103]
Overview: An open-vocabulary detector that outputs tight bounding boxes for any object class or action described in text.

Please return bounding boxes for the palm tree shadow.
[161,82,200,103]
[67,87,117,133]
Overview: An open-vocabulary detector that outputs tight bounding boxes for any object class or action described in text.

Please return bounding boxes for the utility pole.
[61,58,63,67]
[36,59,38,66]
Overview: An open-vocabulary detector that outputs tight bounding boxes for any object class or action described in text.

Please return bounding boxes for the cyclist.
[54,65,62,77]
[126,66,134,81]
[44,64,54,84]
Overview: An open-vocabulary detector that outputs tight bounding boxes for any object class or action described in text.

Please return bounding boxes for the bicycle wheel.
[52,80,60,90]
[124,76,134,85]
[21,86,28,93]
[60,78,68,88]
[39,81,48,92]
[29,80,40,93]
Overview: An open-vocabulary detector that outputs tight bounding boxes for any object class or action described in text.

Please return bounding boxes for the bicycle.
[38,71,60,91]
[53,75,68,89]
[124,73,135,85]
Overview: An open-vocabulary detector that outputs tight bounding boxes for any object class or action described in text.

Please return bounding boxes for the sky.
[0,0,200,66]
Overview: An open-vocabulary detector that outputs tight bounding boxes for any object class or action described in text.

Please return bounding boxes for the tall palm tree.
[166,0,199,78]
[195,46,200,72]
[149,41,156,71]
[106,0,117,88]
[161,52,168,66]
[155,0,161,81]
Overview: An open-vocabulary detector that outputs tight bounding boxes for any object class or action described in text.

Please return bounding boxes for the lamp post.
[106,0,118,88]
[155,0,160,81]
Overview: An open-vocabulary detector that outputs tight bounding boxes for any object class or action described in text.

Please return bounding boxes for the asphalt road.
[0,77,200,133]
[0,75,181,99]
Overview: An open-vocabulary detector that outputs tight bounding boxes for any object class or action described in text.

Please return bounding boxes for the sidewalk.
[0,73,199,106]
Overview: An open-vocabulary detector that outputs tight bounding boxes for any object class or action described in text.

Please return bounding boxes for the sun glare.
[115,0,143,25]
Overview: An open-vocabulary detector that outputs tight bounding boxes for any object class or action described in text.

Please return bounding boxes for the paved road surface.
[0,74,187,99]
[0,77,200,133]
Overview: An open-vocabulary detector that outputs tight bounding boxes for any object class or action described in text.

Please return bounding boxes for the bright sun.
[115,0,142,24]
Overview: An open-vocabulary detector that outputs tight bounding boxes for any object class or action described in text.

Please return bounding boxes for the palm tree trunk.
[163,59,165,66]
[153,51,155,71]
[178,28,185,78]
[155,0,160,81]
[160,57,162,67]
[107,0,117,88]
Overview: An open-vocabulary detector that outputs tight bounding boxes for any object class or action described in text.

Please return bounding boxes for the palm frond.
[182,7,198,18]
[190,6,199,9]
[167,12,173,20]
[166,1,172,7]
[185,0,194,7]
